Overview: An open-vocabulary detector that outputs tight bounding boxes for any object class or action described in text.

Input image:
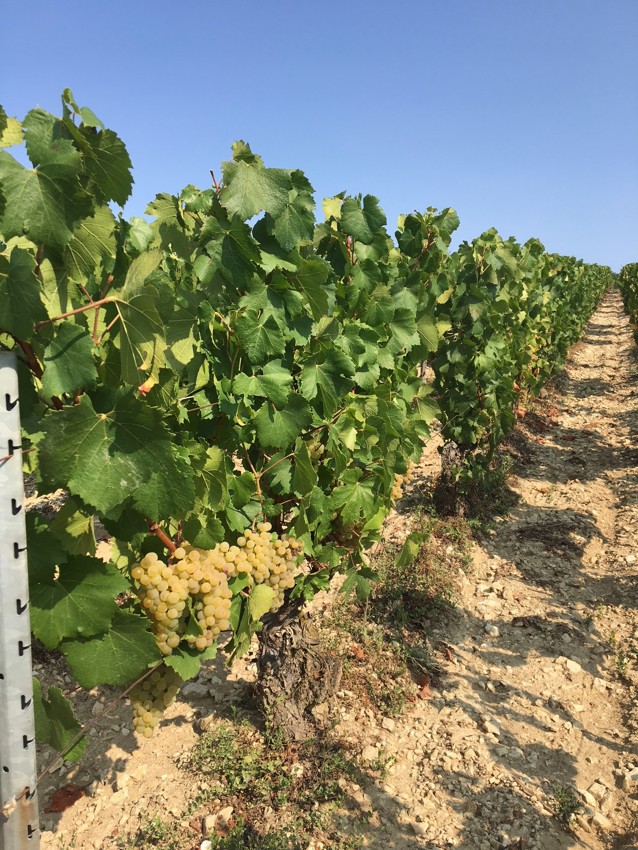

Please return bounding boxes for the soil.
[35,290,638,850]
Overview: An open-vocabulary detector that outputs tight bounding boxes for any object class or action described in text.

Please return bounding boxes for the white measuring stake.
[0,352,40,849]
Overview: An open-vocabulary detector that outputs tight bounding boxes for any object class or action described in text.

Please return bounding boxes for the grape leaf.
[294,258,333,321]
[30,555,128,649]
[0,245,48,337]
[42,322,98,397]
[300,348,356,416]
[164,644,217,680]
[253,393,313,449]
[0,153,81,250]
[248,584,275,621]
[65,205,117,283]
[82,127,133,206]
[235,310,286,363]
[23,108,80,172]
[232,362,292,407]
[221,154,290,221]
[62,610,160,688]
[0,110,23,148]
[292,440,317,496]
[33,679,86,762]
[39,392,195,520]
[340,195,387,244]
[49,498,97,556]
[113,289,167,385]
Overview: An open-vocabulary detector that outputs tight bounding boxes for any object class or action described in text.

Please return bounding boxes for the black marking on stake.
[14,541,27,558]
[11,498,22,515]
[16,598,28,614]
[18,640,30,656]
[2,765,8,773]
[8,438,22,455]
[28,824,38,838]
[5,393,18,411]
[22,734,35,749]
[0,672,4,679]
[21,694,32,710]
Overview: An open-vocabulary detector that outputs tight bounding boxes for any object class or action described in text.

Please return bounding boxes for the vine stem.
[243,451,264,508]
[34,296,114,331]
[14,337,43,378]
[146,519,176,554]
[210,169,222,195]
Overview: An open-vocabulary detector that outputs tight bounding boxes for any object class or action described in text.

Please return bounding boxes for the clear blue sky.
[3,0,637,270]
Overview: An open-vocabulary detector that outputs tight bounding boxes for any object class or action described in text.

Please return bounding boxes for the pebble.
[588,781,608,802]
[485,624,500,637]
[381,717,396,732]
[361,745,379,762]
[565,659,582,673]
[91,701,105,716]
[181,681,210,699]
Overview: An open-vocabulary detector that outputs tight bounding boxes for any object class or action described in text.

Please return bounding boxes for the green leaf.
[41,322,98,397]
[330,470,376,526]
[272,171,315,250]
[62,610,160,688]
[33,679,86,762]
[82,128,133,206]
[40,392,194,520]
[221,148,290,220]
[232,362,293,407]
[235,310,286,363]
[395,532,427,570]
[62,89,104,129]
[0,111,23,149]
[49,498,97,556]
[416,316,440,352]
[113,289,167,385]
[294,258,332,321]
[248,584,275,620]
[164,645,216,680]
[23,108,81,172]
[65,205,117,283]
[30,555,128,649]
[0,246,47,337]
[292,440,317,496]
[340,195,387,244]
[0,153,82,250]
[300,348,355,416]
[253,393,313,449]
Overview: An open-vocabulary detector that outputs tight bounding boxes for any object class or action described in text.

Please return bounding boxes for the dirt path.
[39,290,638,850]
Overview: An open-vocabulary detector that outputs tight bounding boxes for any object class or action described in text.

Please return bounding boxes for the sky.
[2,0,637,271]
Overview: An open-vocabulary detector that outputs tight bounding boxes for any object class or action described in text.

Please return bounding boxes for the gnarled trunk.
[256,599,342,742]
[433,440,466,515]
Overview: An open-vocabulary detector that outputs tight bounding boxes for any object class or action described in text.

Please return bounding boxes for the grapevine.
[0,92,613,756]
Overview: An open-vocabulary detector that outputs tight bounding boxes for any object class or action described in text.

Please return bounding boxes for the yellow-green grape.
[130,664,183,738]
[231,523,303,611]
[391,461,416,503]
[307,437,325,463]
[171,547,232,651]
[132,552,190,656]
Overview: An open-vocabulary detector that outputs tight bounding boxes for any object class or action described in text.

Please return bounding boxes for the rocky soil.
[36,290,638,850]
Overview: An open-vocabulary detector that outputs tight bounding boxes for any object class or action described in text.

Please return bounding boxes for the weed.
[551,784,580,825]
[616,649,628,679]
[118,817,182,849]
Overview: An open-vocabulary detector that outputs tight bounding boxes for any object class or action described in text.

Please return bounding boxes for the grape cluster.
[130,664,183,738]
[224,522,303,610]
[129,525,302,736]
[307,436,325,463]
[131,548,232,656]
[391,460,416,502]
[131,524,303,654]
